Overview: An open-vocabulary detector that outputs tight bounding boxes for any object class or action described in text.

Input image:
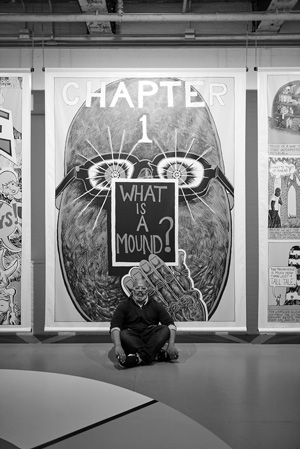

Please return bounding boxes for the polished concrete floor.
[0,338,300,449]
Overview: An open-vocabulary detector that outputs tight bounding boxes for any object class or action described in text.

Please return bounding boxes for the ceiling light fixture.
[18,28,30,40]
[184,28,196,39]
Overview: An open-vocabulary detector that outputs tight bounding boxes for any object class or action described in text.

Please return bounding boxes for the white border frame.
[111,178,179,267]
[45,68,246,332]
[258,68,300,333]
[0,70,32,333]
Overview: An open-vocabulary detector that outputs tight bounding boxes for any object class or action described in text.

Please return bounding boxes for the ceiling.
[0,0,300,48]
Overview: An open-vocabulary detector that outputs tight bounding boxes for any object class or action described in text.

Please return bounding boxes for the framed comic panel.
[45,68,246,332]
[258,68,300,332]
[0,70,31,332]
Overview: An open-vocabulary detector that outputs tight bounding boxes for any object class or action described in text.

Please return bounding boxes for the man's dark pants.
[120,325,170,364]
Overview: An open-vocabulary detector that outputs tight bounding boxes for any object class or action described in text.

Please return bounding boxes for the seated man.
[110,278,179,368]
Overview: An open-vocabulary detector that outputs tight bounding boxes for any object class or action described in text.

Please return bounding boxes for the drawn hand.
[122,250,208,321]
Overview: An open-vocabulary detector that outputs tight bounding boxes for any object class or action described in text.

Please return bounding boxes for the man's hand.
[111,329,126,363]
[114,344,126,364]
[166,343,179,360]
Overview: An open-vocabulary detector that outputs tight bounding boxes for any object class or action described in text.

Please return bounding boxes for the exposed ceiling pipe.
[182,0,190,14]
[18,0,28,35]
[31,34,300,42]
[47,0,55,39]
[0,33,299,43]
[0,12,299,23]
[116,0,124,16]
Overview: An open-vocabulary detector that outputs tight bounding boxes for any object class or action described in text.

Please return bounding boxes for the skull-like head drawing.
[56,77,233,322]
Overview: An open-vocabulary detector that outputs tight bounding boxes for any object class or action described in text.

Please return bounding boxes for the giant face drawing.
[56,77,233,322]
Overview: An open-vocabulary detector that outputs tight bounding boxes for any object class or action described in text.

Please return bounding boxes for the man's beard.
[133,293,147,303]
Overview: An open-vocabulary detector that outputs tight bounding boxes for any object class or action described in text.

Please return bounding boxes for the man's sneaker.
[156,349,171,362]
[156,349,179,362]
[118,354,140,368]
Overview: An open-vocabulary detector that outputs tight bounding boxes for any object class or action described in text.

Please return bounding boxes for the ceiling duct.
[0,11,299,23]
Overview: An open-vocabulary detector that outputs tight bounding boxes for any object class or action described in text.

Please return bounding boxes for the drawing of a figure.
[284,245,300,305]
[268,187,283,228]
[0,247,20,325]
[0,170,21,204]
[275,294,281,306]
[268,157,300,229]
[0,76,24,326]
[271,81,300,133]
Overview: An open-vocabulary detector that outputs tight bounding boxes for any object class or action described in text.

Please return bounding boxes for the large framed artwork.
[0,71,31,332]
[45,68,246,332]
[258,68,300,332]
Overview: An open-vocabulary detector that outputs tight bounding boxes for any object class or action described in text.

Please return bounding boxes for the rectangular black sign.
[111,179,178,266]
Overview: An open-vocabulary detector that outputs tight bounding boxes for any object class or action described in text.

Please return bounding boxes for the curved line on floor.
[31,399,158,449]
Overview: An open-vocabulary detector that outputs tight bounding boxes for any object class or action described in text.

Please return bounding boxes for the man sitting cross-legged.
[110,278,179,368]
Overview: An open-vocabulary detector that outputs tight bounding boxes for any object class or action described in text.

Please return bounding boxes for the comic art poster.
[45,69,246,331]
[0,71,31,332]
[258,69,300,331]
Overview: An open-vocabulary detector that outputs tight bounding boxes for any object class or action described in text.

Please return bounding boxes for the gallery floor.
[0,333,300,449]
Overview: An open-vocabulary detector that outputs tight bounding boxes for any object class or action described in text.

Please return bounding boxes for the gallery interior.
[0,1,300,448]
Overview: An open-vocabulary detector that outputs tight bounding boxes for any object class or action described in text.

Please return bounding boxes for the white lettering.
[81,79,226,109]
[138,115,152,143]
[160,81,181,107]
[116,234,163,255]
[185,81,205,108]
[138,81,159,108]
[86,81,106,107]
[119,184,167,202]
[62,82,80,106]
[209,83,227,106]
[136,215,149,232]
[110,81,134,108]
[154,186,168,202]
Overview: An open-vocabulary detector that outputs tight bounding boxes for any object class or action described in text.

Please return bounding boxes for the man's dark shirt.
[110,296,175,333]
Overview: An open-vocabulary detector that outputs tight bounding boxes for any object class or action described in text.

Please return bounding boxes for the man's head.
[132,279,149,304]
[275,188,281,196]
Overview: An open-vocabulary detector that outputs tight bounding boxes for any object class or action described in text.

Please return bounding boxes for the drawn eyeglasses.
[56,151,234,207]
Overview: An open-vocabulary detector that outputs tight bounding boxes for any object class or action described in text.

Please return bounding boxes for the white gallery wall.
[1,46,300,90]
[1,45,299,334]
